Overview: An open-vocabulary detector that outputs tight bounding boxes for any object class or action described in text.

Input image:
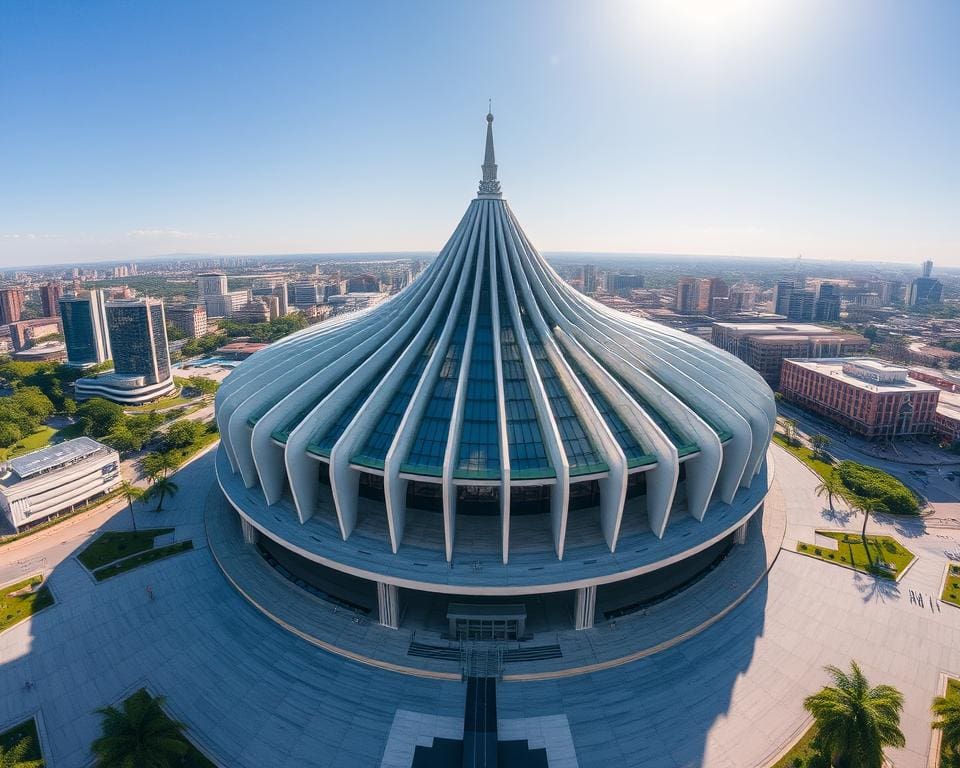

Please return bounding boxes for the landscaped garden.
[78,529,174,570]
[93,689,214,768]
[0,574,54,633]
[797,532,915,579]
[78,530,193,581]
[771,724,819,767]
[92,541,193,582]
[774,424,921,517]
[0,716,44,766]
[942,563,960,608]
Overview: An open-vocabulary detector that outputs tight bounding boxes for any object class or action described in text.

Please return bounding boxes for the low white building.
[0,437,121,531]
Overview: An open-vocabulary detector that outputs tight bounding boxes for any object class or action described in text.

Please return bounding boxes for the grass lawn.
[771,724,819,768]
[0,575,54,633]
[797,532,915,578]
[78,529,174,571]
[93,541,193,581]
[125,393,196,413]
[0,717,44,766]
[0,425,57,461]
[772,432,836,479]
[942,563,960,608]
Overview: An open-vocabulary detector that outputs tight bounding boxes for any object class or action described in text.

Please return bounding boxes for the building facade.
[40,282,63,317]
[215,114,776,635]
[0,437,121,531]
[166,303,208,338]
[711,322,870,387]
[0,287,25,325]
[197,271,228,299]
[204,290,251,318]
[75,298,175,404]
[780,358,940,439]
[59,290,112,367]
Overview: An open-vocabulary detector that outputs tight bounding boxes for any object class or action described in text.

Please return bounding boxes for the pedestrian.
[146,585,154,601]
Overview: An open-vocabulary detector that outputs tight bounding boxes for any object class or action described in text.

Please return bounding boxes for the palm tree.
[0,737,43,768]
[933,687,960,766]
[146,476,179,513]
[119,481,144,532]
[91,690,189,768]
[804,661,904,768]
[815,473,846,513]
[782,417,799,445]
[850,497,882,567]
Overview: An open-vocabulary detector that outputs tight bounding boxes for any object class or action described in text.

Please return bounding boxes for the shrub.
[836,461,920,515]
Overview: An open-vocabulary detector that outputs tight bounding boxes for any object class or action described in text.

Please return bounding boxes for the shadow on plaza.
[14,449,776,768]
[6,450,220,767]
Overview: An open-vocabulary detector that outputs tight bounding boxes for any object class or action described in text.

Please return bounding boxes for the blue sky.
[1,0,958,267]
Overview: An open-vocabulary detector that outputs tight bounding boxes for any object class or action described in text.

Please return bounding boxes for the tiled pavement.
[0,445,958,767]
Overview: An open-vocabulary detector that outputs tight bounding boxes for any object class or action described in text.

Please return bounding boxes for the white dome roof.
[215,115,776,576]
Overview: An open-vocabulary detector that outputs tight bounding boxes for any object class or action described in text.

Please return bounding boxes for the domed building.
[215,114,776,636]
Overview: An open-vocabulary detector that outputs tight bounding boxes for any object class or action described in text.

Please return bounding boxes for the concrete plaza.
[1,443,959,767]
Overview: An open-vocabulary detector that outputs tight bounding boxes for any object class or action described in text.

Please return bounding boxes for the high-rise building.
[675,276,698,314]
[204,290,251,318]
[346,274,380,293]
[166,303,208,338]
[74,298,175,404]
[908,261,943,306]
[606,272,645,297]
[40,282,63,317]
[197,271,228,299]
[814,283,841,322]
[253,283,289,316]
[59,290,112,366]
[0,287,25,325]
[290,282,322,307]
[773,280,815,322]
[581,264,597,294]
[696,277,728,313]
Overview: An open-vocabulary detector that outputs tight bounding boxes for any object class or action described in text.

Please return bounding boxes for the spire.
[478,108,502,198]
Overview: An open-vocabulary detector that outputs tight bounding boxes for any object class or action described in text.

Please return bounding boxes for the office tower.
[0,287,25,325]
[59,290,112,366]
[606,272,645,297]
[696,277,728,313]
[675,276,698,314]
[197,271,229,299]
[105,298,171,384]
[204,290,251,317]
[581,264,597,294]
[814,283,841,322]
[40,282,63,317]
[908,261,944,306]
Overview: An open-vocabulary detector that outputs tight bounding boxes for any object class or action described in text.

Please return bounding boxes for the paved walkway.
[0,443,958,767]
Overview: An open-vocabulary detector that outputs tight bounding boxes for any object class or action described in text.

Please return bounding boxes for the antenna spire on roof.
[478,107,501,198]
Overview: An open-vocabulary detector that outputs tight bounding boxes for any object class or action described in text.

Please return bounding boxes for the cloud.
[125,228,222,240]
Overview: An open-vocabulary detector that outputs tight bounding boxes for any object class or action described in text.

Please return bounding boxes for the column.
[734,521,748,546]
[377,582,400,630]
[240,516,258,545]
[574,585,597,630]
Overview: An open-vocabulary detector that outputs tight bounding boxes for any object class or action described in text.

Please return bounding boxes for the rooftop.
[4,436,110,481]
[784,357,941,395]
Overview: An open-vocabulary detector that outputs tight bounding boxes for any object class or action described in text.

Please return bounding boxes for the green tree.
[810,433,831,458]
[10,387,55,424]
[164,420,204,450]
[0,422,23,450]
[91,690,189,768]
[804,661,904,768]
[146,476,179,512]
[141,452,177,480]
[815,473,846,513]
[62,397,77,416]
[77,398,125,438]
[104,426,140,454]
[185,375,218,396]
[932,688,960,766]
[0,736,43,768]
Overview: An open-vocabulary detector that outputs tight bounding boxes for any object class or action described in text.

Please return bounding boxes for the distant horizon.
[2,247,948,276]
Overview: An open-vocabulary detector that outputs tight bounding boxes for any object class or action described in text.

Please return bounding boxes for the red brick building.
[780,358,940,440]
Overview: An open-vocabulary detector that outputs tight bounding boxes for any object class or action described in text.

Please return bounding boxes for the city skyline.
[2,0,958,268]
